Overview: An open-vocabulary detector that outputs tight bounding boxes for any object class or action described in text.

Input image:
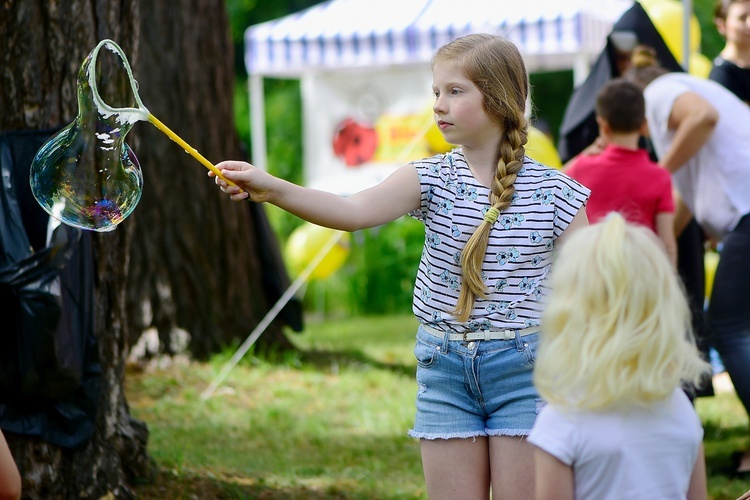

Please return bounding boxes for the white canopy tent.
[243,0,640,193]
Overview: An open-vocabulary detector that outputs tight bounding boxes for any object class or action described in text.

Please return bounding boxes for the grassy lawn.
[127,314,750,499]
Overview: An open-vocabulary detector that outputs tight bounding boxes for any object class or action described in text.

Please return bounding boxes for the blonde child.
[528,213,710,500]
[213,33,589,499]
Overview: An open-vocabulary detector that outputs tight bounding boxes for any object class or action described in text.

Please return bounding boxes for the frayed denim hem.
[486,428,530,437]
[407,430,488,440]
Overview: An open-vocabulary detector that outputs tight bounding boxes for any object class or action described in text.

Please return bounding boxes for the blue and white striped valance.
[245,0,634,77]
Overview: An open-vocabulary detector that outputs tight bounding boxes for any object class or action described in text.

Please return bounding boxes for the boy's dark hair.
[595,78,646,133]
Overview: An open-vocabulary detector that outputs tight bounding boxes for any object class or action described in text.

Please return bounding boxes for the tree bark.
[0,2,152,497]
[128,0,295,361]
[0,0,295,496]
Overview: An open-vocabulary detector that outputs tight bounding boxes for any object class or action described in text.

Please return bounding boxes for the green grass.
[128,314,750,499]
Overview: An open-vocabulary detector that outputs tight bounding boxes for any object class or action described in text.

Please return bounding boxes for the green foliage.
[694,0,725,59]
[279,217,425,317]
[227,0,731,318]
[129,314,425,498]
[131,314,749,499]
[529,70,574,144]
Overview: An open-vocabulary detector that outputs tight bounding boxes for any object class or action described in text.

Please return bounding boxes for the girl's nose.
[433,97,445,114]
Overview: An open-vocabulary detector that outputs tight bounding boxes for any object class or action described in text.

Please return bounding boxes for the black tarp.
[0,129,100,449]
[557,1,683,163]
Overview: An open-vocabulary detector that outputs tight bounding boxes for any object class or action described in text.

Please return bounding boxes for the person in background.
[212,33,589,499]
[0,430,21,500]
[626,44,750,475]
[529,213,710,500]
[565,78,676,266]
[710,0,750,104]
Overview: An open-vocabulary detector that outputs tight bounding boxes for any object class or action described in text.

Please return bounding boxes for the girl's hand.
[209,161,277,203]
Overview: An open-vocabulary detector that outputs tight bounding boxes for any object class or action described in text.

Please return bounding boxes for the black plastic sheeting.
[0,129,100,449]
[557,1,683,163]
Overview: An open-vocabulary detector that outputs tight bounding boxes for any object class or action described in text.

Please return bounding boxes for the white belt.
[421,324,540,342]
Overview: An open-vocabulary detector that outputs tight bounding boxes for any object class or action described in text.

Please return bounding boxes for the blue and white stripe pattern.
[245,0,633,77]
[408,149,589,333]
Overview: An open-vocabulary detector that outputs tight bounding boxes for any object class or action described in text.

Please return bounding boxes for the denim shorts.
[408,325,543,440]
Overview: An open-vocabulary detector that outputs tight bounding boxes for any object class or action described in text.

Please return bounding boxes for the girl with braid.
[213,33,589,498]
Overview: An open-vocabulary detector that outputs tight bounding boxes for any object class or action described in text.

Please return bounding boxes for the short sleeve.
[527,404,577,466]
[408,153,448,222]
[552,172,589,239]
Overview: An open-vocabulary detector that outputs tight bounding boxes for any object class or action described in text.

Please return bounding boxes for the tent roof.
[245,0,634,77]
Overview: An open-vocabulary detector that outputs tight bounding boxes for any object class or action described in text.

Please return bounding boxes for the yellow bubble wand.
[89,39,241,190]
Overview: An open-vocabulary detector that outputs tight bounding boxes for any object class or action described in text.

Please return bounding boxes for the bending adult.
[626,45,750,474]
[710,0,750,104]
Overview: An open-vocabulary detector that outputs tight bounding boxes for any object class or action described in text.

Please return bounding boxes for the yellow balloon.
[705,250,719,300]
[285,223,351,280]
[644,1,701,63]
[526,126,562,169]
[638,0,675,9]
[426,122,455,154]
[689,52,712,79]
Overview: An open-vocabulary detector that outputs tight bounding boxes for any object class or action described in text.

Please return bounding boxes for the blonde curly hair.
[534,213,710,410]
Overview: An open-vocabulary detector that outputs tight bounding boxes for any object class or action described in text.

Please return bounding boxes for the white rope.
[200,229,344,400]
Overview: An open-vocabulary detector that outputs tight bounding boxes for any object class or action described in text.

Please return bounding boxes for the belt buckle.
[463,331,471,342]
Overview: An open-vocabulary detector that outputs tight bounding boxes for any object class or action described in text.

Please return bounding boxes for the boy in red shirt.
[565,78,676,266]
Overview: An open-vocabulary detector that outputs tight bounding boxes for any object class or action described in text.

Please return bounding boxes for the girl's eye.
[451,88,461,95]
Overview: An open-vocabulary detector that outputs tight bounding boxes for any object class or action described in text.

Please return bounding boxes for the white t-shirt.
[644,72,750,240]
[528,389,703,500]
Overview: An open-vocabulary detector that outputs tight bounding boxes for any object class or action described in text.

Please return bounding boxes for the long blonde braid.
[433,35,530,322]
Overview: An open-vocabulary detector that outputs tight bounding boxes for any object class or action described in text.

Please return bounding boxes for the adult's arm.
[658,92,718,174]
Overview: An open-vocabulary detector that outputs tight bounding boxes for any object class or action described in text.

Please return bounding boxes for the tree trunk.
[128,0,296,361]
[0,0,296,496]
[0,2,152,497]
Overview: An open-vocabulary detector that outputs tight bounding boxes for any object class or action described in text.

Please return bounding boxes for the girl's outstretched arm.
[211,161,421,232]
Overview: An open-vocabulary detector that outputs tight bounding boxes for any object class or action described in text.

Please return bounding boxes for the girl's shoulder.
[518,157,587,189]
[412,148,474,183]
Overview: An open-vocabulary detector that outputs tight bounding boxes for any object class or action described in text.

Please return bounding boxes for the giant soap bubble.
[31,39,240,232]
[30,39,145,232]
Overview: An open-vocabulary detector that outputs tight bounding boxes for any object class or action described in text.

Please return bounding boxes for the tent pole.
[249,73,268,171]
[682,0,693,72]
[573,53,590,87]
